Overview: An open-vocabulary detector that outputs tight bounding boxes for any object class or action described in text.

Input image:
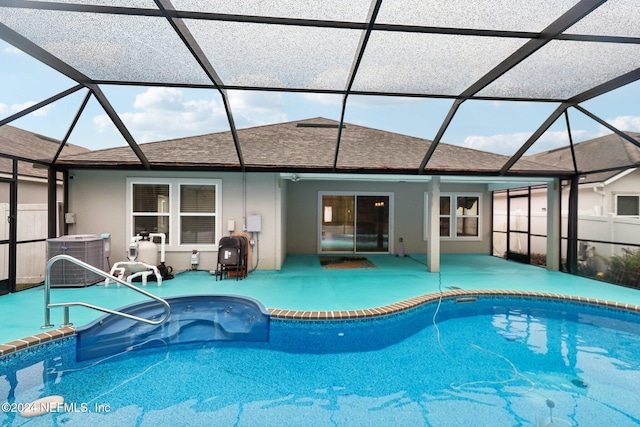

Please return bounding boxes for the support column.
[427,177,441,272]
[48,167,58,238]
[546,179,560,271]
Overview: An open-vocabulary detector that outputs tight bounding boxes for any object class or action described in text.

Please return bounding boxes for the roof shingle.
[56,117,572,175]
[0,125,89,178]
[526,132,640,183]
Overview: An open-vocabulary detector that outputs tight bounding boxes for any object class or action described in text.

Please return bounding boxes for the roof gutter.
[604,167,637,186]
[280,173,555,186]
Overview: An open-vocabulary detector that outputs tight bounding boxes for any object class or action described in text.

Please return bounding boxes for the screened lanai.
[1,0,640,293]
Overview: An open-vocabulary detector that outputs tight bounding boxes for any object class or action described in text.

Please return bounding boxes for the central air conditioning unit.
[47,235,105,287]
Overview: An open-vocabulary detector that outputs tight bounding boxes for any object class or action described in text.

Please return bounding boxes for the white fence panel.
[578,214,640,257]
[18,204,48,284]
[494,210,640,258]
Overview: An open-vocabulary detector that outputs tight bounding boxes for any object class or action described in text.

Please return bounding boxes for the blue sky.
[2,39,639,157]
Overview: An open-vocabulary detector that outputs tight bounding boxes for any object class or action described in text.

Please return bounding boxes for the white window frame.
[424,192,483,241]
[127,177,222,251]
[615,194,640,217]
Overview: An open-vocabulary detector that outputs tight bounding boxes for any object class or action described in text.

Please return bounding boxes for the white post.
[546,179,560,271]
[607,213,615,257]
[427,177,441,272]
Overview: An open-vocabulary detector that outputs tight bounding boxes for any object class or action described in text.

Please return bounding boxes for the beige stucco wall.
[66,170,283,272]
[593,169,640,215]
[65,170,493,273]
[286,180,491,255]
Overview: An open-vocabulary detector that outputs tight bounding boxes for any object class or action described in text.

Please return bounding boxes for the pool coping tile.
[0,326,76,357]
[267,290,640,320]
[3,291,640,357]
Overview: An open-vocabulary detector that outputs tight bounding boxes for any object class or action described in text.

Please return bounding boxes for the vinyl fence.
[0,203,48,285]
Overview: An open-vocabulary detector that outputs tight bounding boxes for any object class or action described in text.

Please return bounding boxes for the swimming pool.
[2,295,640,426]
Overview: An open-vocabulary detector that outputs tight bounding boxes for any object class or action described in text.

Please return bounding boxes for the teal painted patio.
[2,254,640,345]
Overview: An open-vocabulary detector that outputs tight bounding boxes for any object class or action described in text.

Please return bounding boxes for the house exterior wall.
[65,170,494,274]
[589,168,640,216]
[66,170,283,272]
[577,185,603,216]
[286,180,491,255]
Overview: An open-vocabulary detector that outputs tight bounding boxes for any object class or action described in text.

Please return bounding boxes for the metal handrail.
[43,254,171,329]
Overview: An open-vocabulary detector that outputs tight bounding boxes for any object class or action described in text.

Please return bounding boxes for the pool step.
[75,295,270,361]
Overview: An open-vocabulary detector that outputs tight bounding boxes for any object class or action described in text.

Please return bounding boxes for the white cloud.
[604,115,640,133]
[228,91,288,127]
[92,114,115,134]
[0,101,52,117]
[300,93,342,106]
[94,87,225,142]
[2,45,23,55]
[462,132,530,155]
[132,87,184,110]
[92,88,289,143]
[461,129,594,155]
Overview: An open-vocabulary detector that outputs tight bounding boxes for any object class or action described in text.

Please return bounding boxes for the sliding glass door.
[321,195,355,252]
[320,193,391,253]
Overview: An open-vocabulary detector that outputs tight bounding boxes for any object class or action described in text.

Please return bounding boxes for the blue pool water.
[2,296,640,426]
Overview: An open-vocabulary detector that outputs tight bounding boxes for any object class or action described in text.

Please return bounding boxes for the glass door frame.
[0,176,16,296]
[317,191,394,254]
[507,188,531,264]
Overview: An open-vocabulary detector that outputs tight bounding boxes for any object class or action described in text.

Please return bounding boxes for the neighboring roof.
[0,125,89,179]
[55,117,570,176]
[526,131,640,183]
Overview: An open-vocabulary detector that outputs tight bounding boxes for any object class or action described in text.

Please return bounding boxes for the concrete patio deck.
[1,254,640,347]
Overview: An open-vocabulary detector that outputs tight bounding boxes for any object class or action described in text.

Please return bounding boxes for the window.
[132,183,170,239]
[616,195,639,217]
[180,185,217,244]
[453,195,480,238]
[128,178,221,250]
[424,192,482,240]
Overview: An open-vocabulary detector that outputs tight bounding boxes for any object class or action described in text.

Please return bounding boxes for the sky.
[2,38,640,157]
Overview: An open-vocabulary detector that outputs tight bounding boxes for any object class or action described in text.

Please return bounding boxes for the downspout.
[47,167,58,238]
[242,171,247,232]
[593,184,607,216]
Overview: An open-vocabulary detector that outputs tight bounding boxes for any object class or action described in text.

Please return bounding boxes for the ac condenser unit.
[47,235,105,287]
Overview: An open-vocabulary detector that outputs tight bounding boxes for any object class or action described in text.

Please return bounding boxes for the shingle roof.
[526,132,640,183]
[0,125,89,179]
[55,117,570,176]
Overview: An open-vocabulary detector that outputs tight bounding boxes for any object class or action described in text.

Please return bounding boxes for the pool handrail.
[43,254,171,329]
